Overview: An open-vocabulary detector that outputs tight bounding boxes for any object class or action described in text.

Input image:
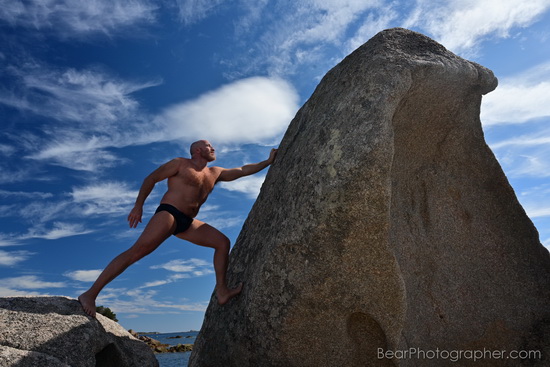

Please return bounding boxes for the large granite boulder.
[190,28,550,367]
[0,296,158,367]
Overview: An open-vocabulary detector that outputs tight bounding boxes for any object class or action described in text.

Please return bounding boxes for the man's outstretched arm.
[217,148,277,182]
[127,158,181,228]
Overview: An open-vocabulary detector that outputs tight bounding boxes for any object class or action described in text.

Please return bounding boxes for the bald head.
[190,140,203,157]
[189,140,216,162]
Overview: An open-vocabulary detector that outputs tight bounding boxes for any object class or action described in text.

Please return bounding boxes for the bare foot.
[216,283,243,305]
[78,291,97,318]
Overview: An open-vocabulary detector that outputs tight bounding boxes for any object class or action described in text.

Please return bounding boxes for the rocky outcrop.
[189,28,550,367]
[128,330,193,354]
[0,296,158,367]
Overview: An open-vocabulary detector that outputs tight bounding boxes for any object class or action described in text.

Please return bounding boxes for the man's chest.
[177,166,217,188]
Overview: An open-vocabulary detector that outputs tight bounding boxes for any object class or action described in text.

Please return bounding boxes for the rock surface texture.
[0,296,158,367]
[189,28,550,367]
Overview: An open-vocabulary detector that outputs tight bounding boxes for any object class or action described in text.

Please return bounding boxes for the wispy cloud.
[1,275,66,289]
[0,189,53,199]
[488,124,550,179]
[64,269,103,282]
[0,62,162,171]
[0,0,157,38]
[150,258,212,273]
[141,258,214,289]
[0,287,43,297]
[174,0,225,25]
[0,181,138,246]
[1,62,296,173]
[0,275,64,297]
[97,287,208,313]
[71,182,138,216]
[482,62,550,126]
[229,1,550,78]
[231,0,385,77]
[0,250,33,266]
[0,144,16,156]
[404,0,550,55]
[24,222,94,240]
[219,175,266,199]
[1,65,159,124]
[518,184,550,219]
[1,222,94,246]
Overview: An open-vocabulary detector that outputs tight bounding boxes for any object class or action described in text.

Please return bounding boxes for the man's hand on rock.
[267,148,278,165]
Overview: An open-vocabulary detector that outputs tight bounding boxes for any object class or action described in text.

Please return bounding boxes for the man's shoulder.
[171,157,190,164]
[209,166,225,173]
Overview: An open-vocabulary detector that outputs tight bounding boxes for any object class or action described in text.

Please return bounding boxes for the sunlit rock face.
[0,296,158,367]
[190,28,550,367]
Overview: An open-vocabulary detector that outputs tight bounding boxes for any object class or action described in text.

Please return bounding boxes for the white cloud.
[0,144,16,156]
[142,258,214,289]
[64,269,103,282]
[0,189,53,199]
[97,287,208,313]
[0,63,162,171]
[71,182,138,216]
[0,0,157,38]
[289,0,383,45]
[0,250,33,266]
[490,132,550,149]
[140,279,172,288]
[518,184,550,218]
[0,63,160,129]
[151,258,211,273]
[482,62,550,125]
[174,0,224,25]
[0,220,91,246]
[219,175,266,199]
[232,0,383,76]
[488,125,550,178]
[30,136,126,172]
[157,77,299,146]
[526,206,550,218]
[404,0,550,54]
[22,222,94,241]
[346,7,398,53]
[2,64,296,173]
[1,275,65,289]
[0,287,43,297]
[195,215,244,230]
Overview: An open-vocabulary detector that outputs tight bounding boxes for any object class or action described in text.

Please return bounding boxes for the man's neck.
[189,156,208,170]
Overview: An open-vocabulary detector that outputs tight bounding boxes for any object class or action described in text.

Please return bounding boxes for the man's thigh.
[132,211,176,251]
[176,219,229,249]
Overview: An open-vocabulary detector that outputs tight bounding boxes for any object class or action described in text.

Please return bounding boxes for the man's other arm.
[217,149,277,182]
[127,158,181,228]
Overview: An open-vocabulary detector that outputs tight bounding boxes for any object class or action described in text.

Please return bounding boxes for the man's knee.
[217,235,230,252]
[127,244,154,263]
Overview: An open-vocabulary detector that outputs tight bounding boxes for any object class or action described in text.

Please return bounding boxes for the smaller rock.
[168,344,193,353]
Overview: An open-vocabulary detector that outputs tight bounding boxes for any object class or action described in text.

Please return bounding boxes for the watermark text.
[378,347,542,363]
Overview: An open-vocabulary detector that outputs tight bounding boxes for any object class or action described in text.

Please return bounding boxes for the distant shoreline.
[137,330,198,335]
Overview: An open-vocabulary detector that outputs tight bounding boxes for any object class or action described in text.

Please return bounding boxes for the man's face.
[200,141,216,162]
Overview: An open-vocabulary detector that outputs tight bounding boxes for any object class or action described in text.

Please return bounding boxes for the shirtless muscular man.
[78,140,277,317]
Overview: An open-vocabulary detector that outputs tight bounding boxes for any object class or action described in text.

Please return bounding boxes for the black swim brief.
[155,203,194,235]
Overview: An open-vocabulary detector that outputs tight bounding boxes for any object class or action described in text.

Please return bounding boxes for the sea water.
[140,331,198,367]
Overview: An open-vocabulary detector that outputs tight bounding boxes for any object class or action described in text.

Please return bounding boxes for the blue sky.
[0,0,549,333]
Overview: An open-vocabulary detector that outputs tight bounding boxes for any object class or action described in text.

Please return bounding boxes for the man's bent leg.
[78,212,176,317]
[176,219,242,305]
